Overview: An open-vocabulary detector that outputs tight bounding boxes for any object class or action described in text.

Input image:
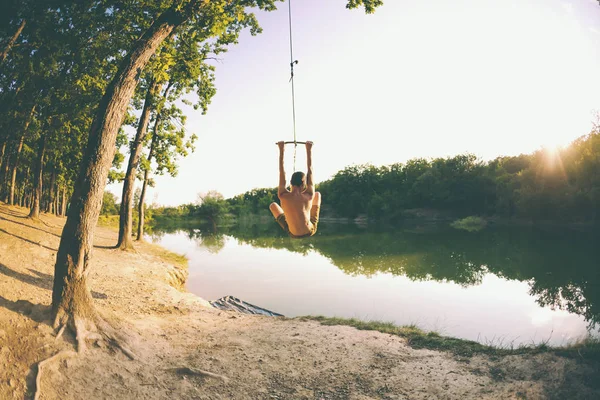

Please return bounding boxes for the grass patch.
[144,243,188,268]
[450,216,487,232]
[299,316,600,361]
[97,215,119,229]
[96,215,187,267]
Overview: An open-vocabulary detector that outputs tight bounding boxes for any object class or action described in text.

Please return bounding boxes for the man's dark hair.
[290,171,306,187]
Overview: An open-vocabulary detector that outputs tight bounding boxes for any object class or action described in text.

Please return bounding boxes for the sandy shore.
[0,203,598,399]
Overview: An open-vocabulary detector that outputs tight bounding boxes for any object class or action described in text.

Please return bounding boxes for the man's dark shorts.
[276,205,320,238]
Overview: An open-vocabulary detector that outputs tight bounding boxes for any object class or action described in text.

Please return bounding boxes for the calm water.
[150,220,600,346]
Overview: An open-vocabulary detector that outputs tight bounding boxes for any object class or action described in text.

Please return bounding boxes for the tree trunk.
[137,169,150,241]
[61,187,67,217]
[52,6,193,341]
[0,19,26,64]
[56,186,61,216]
[29,134,46,219]
[54,185,60,215]
[47,169,57,214]
[8,132,24,205]
[1,145,10,200]
[9,105,35,205]
[0,141,6,174]
[0,141,6,200]
[137,170,150,241]
[137,82,172,241]
[117,78,160,249]
[24,166,30,207]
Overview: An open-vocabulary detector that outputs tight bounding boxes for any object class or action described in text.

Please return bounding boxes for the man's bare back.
[269,141,322,238]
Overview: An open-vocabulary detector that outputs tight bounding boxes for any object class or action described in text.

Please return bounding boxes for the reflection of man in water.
[269,141,321,238]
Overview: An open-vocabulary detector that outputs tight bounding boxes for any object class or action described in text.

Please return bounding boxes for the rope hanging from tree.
[288,0,299,172]
[275,0,308,172]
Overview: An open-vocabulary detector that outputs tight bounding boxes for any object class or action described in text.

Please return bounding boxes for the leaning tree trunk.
[137,81,172,241]
[28,134,46,219]
[0,19,26,64]
[51,6,194,352]
[117,78,159,249]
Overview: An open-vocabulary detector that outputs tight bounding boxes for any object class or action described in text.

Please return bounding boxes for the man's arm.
[305,141,314,195]
[277,141,287,196]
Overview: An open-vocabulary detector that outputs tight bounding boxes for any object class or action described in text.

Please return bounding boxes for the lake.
[150,219,600,347]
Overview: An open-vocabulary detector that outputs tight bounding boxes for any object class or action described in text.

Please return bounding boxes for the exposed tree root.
[53,311,136,360]
[34,350,77,400]
[95,317,136,360]
[55,323,66,342]
[172,367,229,383]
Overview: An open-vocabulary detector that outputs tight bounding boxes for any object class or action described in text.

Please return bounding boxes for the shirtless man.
[269,141,321,238]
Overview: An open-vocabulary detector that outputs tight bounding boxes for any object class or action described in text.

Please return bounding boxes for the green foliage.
[195,190,230,224]
[227,187,277,217]
[451,216,487,232]
[149,190,231,226]
[144,242,188,268]
[100,191,119,216]
[346,0,384,14]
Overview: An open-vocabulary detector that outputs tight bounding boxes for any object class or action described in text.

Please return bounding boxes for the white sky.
[107,0,600,206]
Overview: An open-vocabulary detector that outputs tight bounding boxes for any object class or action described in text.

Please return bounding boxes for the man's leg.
[269,202,289,232]
[269,202,283,219]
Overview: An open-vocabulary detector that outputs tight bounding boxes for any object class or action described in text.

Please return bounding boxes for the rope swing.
[276,0,306,172]
[288,0,299,171]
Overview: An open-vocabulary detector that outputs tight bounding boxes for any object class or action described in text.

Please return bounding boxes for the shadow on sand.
[0,263,108,300]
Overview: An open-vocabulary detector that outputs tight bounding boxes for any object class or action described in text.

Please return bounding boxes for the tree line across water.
[144,129,600,225]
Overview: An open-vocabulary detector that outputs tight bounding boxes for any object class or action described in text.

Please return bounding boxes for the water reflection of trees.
[186,228,226,254]
[152,222,600,326]
[149,222,227,253]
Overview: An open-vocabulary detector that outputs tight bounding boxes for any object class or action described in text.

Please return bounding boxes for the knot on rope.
[289,60,298,82]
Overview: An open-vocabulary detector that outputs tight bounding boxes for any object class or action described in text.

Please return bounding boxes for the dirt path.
[0,203,598,399]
